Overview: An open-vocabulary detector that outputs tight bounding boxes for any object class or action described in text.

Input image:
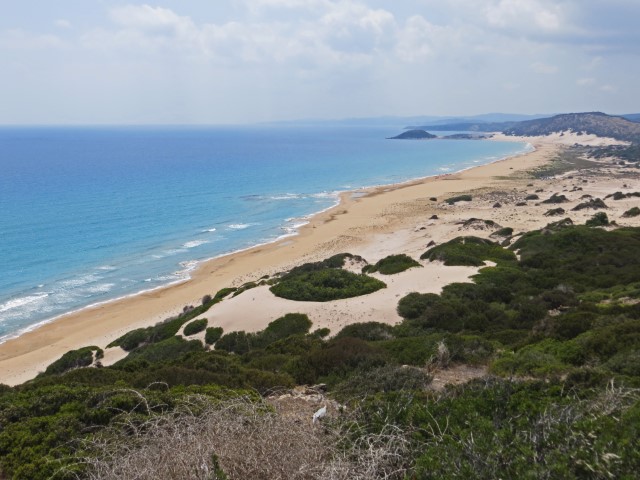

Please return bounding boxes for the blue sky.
[1,0,639,124]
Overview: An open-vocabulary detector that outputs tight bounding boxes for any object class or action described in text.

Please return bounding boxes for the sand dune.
[1,135,639,386]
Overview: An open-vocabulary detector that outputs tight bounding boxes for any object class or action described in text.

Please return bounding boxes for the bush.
[39,346,103,377]
[336,365,432,398]
[541,193,569,204]
[492,227,514,237]
[215,331,254,355]
[544,207,566,216]
[116,337,204,366]
[585,212,609,227]
[421,236,516,266]
[397,292,441,319]
[363,254,421,275]
[445,194,472,205]
[204,327,224,345]
[572,198,608,211]
[270,269,386,302]
[262,313,312,341]
[183,318,208,336]
[622,206,640,218]
[335,322,394,341]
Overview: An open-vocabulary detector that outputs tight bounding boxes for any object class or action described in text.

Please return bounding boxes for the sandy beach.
[2,133,639,386]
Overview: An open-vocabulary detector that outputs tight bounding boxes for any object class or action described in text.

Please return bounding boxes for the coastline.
[7,132,637,386]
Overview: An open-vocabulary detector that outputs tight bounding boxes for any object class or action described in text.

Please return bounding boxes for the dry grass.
[74,394,415,480]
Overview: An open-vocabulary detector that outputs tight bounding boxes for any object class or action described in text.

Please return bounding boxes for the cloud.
[54,19,72,29]
[531,62,558,74]
[577,77,596,86]
[0,29,65,50]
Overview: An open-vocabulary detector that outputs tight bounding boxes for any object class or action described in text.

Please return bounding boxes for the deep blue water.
[0,125,531,341]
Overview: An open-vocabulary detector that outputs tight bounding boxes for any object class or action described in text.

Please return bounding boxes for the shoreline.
[0,137,532,347]
[0,137,563,385]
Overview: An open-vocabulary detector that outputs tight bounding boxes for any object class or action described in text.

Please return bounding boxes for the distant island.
[388,129,491,140]
[388,129,437,140]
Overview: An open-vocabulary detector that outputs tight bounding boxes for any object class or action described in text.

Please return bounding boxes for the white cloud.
[0,29,65,50]
[577,77,596,86]
[54,19,72,29]
[531,62,558,74]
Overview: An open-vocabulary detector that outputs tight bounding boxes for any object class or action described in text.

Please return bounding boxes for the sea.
[0,125,532,342]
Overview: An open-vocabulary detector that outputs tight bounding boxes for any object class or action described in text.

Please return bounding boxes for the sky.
[1,0,639,124]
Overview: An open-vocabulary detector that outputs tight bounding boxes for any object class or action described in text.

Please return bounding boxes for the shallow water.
[0,125,531,341]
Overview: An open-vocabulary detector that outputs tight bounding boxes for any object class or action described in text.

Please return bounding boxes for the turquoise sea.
[0,125,531,342]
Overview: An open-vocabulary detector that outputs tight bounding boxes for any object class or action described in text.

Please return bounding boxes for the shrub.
[492,227,514,237]
[541,193,569,204]
[335,322,395,341]
[397,292,441,319]
[585,212,609,227]
[214,287,237,301]
[622,206,640,218]
[115,337,204,367]
[183,318,208,336]
[445,194,472,205]
[363,254,421,275]
[205,327,224,345]
[255,313,312,348]
[525,194,539,200]
[39,346,103,377]
[336,365,432,398]
[544,207,566,216]
[270,269,386,302]
[571,198,608,211]
[215,331,254,355]
[421,236,516,266]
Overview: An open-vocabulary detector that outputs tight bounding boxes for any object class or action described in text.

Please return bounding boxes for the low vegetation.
[2,226,640,479]
[622,206,640,218]
[420,236,516,266]
[183,318,208,336]
[362,254,421,275]
[444,194,472,205]
[270,256,385,301]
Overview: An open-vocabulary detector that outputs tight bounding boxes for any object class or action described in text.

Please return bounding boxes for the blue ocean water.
[0,125,531,341]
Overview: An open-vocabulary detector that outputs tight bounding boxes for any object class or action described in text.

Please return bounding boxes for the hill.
[503,112,640,142]
[388,129,437,140]
[413,112,640,143]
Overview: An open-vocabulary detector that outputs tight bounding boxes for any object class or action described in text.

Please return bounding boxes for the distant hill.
[388,129,437,140]
[413,112,640,143]
[503,112,640,142]
[407,121,515,132]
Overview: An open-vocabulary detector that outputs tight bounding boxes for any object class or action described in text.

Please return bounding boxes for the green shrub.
[421,236,516,266]
[445,194,472,205]
[541,193,569,204]
[363,254,421,275]
[397,292,441,319]
[115,337,204,366]
[213,287,237,300]
[204,326,224,345]
[39,346,103,377]
[335,321,394,341]
[262,313,312,342]
[288,337,386,385]
[492,227,514,237]
[336,365,432,398]
[215,331,254,355]
[183,318,208,336]
[622,206,640,218]
[270,268,385,301]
